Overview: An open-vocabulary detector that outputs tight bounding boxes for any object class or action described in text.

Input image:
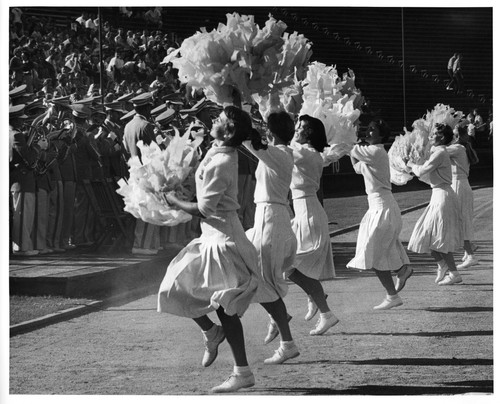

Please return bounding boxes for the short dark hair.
[223,105,252,147]
[369,119,391,143]
[434,123,454,145]
[298,114,328,152]
[267,111,294,144]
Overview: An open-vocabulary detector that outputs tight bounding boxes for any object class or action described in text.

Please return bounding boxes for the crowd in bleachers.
[8,7,217,256]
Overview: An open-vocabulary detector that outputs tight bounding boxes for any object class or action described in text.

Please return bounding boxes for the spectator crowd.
[8,7,221,257]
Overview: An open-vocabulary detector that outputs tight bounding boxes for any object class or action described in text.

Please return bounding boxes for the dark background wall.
[23,6,493,132]
[160,6,492,131]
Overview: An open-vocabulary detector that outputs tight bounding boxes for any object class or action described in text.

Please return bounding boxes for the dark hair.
[434,123,454,145]
[298,114,328,152]
[249,128,268,151]
[369,119,391,143]
[455,125,479,165]
[222,105,253,148]
[455,125,468,146]
[267,111,294,144]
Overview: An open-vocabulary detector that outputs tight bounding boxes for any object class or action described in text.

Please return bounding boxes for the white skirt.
[347,192,410,272]
[291,196,335,280]
[452,176,474,241]
[160,217,201,246]
[408,185,463,254]
[157,211,260,318]
[246,203,297,302]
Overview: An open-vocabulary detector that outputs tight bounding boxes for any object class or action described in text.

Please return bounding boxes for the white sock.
[234,365,252,376]
[319,311,332,319]
[280,340,296,349]
[387,293,399,300]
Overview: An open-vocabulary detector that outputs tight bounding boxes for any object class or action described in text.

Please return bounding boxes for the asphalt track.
[6,186,495,402]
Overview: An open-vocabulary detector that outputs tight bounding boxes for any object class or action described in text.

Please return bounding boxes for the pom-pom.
[173,12,311,112]
[299,62,362,147]
[116,130,203,226]
[387,103,463,185]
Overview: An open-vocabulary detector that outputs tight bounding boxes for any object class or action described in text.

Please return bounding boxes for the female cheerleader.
[288,115,339,335]
[243,111,299,364]
[408,123,463,285]
[157,106,260,393]
[446,124,479,269]
[348,120,412,310]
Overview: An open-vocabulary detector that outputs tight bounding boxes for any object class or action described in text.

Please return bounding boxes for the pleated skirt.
[246,203,297,302]
[452,176,474,241]
[408,185,463,254]
[157,211,260,318]
[347,192,410,272]
[291,196,335,280]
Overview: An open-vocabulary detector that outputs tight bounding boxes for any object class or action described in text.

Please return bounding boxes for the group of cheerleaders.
[156,105,478,393]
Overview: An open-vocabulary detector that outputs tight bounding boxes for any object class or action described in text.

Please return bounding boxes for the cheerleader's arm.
[411,150,443,177]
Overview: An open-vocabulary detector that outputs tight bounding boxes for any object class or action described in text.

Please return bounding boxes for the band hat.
[103,101,127,114]
[25,98,45,112]
[9,84,27,99]
[150,103,168,117]
[179,98,208,115]
[116,92,135,103]
[155,108,175,126]
[9,104,28,119]
[90,107,107,117]
[120,109,136,121]
[73,97,95,106]
[51,95,72,109]
[162,91,184,103]
[131,92,153,107]
[71,104,92,118]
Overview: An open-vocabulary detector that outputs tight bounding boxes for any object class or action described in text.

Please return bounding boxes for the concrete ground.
[6,186,494,401]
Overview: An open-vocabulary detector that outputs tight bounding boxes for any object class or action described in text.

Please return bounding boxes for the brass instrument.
[25,105,78,176]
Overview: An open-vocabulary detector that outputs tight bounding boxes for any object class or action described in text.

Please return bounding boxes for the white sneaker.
[435,264,448,283]
[264,314,292,344]
[201,325,225,367]
[304,294,328,321]
[395,265,413,293]
[264,343,300,364]
[309,314,339,336]
[438,273,463,286]
[373,295,403,310]
[457,256,479,269]
[211,373,255,393]
[264,321,278,345]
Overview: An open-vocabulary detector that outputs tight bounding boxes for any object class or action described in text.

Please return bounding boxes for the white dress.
[347,144,410,271]
[289,142,335,280]
[243,141,297,302]
[447,144,474,241]
[408,146,463,254]
[157,146,261,318]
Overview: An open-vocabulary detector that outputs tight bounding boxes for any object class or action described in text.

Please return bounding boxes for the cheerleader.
[157,106,260,393]
[408,123,463,285]
[288,115,339,335]
[243,111,299,364]
[348,120,412,310]
[446,124,479,269]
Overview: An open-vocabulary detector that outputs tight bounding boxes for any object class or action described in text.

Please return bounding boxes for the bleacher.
[20,6,492,132]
